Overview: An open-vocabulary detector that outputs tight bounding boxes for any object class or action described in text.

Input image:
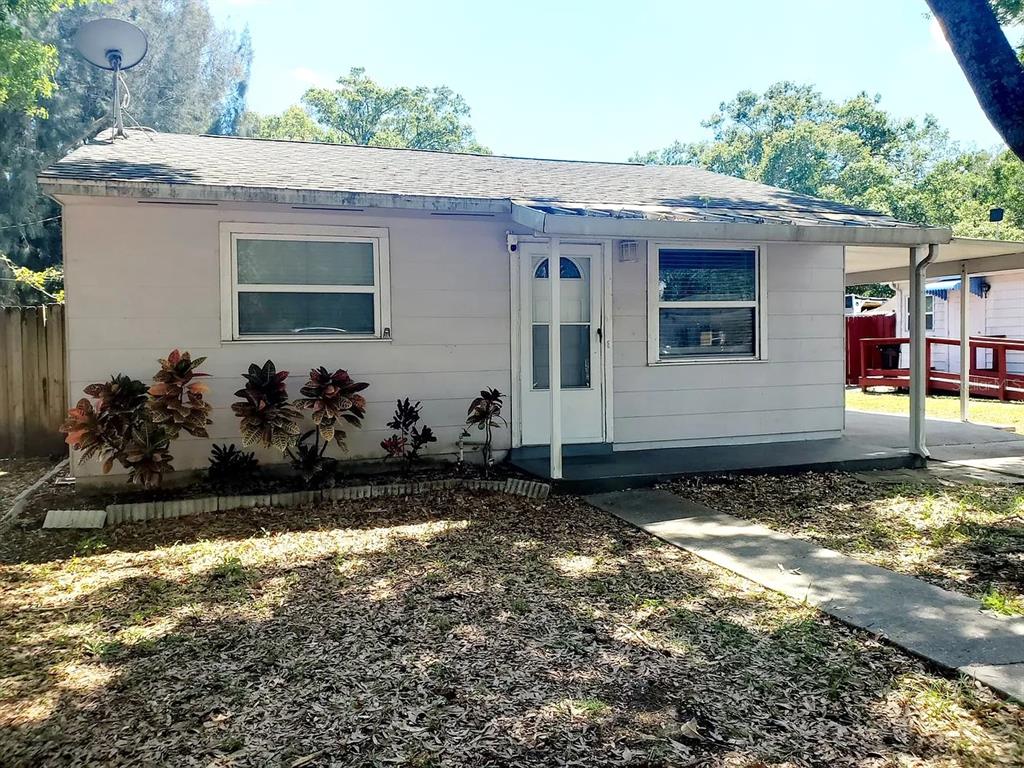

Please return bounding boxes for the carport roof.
[847,237,1024,283]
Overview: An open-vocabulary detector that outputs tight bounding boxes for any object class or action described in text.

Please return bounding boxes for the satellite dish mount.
[74,19,148,139]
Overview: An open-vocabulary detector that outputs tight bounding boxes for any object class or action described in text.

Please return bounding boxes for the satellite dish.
[74,19,148,71]
[74,19,148,138]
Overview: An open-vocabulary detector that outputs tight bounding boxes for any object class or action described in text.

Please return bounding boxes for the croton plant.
[382,398,436,468]
[231,360,302,451]
[60,350,213,487]
[466,387,505,473]
[293,366,369,448]
[284,367,370,486]
[148,349,213,438]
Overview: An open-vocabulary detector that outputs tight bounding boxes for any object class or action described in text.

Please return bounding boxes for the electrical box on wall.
[619,240,639,262]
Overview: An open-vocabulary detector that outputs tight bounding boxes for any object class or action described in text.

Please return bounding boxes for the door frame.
[509,237,614,448]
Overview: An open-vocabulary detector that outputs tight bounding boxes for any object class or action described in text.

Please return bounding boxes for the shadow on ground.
[1,491,1021,766]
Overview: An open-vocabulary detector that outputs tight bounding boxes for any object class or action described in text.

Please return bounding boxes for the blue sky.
[209,0,1010,161]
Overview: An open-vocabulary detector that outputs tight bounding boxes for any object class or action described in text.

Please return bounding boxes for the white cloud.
[290,67,334,89]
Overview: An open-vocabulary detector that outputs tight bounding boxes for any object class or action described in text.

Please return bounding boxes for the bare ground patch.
[0,457,60,518]
[1,490,1021,766]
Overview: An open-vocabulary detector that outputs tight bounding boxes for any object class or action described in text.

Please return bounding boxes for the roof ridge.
[193,131,645,167]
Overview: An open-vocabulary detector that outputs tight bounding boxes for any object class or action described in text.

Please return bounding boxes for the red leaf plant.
[60,372,173,486]
[148,349,213,439]
[231,360,302,451]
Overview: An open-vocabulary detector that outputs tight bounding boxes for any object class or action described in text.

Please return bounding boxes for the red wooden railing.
[858,336,1024,401]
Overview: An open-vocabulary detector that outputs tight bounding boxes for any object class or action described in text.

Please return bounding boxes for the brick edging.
[103,477,550,526]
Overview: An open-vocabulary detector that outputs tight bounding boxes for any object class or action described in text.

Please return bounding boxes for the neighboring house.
[843,294,887,314]
[890,274,1024,374]
[39,132,946,483]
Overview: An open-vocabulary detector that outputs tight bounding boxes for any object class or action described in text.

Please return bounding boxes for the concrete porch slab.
[847,410,1024,479]
[588,488,1024,702]
[845,410,1024,448]
[513,411,1024,490]
[512,436,916,492]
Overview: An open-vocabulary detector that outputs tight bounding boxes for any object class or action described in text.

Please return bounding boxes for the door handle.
[596,327,602,341]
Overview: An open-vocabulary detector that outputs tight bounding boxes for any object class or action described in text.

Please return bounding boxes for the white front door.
[519,241,605,446]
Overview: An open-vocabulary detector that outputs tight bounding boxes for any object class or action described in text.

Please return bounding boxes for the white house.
[890,273,1024,375]
[40,132,952,483]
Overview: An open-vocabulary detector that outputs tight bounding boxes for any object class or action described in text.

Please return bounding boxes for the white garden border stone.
[82,477,549,529]
[2,459,70,530]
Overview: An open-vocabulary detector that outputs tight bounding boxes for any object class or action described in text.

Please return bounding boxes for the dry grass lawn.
[675,473,1024,617]
[1,490,1022,767]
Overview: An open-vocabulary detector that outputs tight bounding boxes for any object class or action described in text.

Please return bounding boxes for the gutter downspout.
[909,244,938,460]
[959,261,970,422]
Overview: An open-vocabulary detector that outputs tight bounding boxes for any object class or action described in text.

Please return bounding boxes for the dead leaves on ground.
[0,490,1021,767]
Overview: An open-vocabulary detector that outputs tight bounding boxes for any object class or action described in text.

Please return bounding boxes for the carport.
[847,236,1024,458]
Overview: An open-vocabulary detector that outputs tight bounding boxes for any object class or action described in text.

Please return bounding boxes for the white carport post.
[959,261,970,422]
[909,244,938,459]
[549,237,563,480]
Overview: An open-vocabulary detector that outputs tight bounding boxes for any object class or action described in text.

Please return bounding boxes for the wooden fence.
[845,312,896,385]
[0,304,67,457]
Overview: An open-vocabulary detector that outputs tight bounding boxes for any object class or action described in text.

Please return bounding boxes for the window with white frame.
[906,295,934,332]
[649,245,761,362]
[220,224,391,341]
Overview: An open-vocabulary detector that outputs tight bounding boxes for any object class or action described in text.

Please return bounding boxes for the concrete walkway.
[587,489,1024,702]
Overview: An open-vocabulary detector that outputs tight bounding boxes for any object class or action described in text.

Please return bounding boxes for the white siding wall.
[611,242,845,449]
[982,273,1024,374]
[62,198,850,480]
[942,290,989,373]
[62,199,515,480]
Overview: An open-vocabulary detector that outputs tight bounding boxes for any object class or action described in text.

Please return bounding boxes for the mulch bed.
[1,490,1021,767]
[669,472,1024,615]
[15,460,530,529]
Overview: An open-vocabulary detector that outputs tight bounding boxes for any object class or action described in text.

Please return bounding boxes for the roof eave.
[36,176,513,215]
[511,203,951,247]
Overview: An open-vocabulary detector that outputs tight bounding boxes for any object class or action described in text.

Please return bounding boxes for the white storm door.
[520,241,604,446]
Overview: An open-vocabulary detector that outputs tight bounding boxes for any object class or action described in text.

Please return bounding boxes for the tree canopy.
[631,81,1024,242]
[245,67,489,153]
[0,0,96,117]
[0,0,251,271]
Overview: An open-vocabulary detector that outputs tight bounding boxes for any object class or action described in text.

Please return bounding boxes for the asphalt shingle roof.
[40,131,915,228]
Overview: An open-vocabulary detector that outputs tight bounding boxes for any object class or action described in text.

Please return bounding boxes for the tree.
[0,0,94,117]
[915,149,1024,240]
[0,255,62,306]
[0,0,251,270]
[633,81,1024,250]
[631,82,948,224]
[209,26,252,135]
[927,0,1024,161]
[241,105,328,143]
[247,67,489,153]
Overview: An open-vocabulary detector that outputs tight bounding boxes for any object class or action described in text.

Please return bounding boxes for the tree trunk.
[928,0,1024,161]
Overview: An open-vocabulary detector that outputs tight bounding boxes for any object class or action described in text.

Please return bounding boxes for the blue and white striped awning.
[925,276,989,300]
